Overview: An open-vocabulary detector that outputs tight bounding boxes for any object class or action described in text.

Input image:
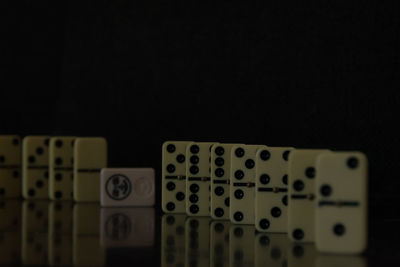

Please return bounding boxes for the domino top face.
[230,144,264,224]
[22,136,50,199]
[255,146,294,233]
[210,144,239,220]
[49,136,75,200]
[315,152,368,254]
[162,141,192,213]
[186,142,218,216]
[73,137,107,202]
[100,168,155,207]
[0,135,21,198]
[288,149,329,242]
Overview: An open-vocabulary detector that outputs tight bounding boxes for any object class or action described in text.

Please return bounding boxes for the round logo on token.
[106,174,132,200]
[105,213,131,241]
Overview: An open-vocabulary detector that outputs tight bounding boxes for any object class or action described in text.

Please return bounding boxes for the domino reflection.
[210,221,230,267]
[161,214,186,267]
[22,200,49,266]
[255,232,289,267]
[0,200,21,265]
[100,207,155,247]
[186,217,211,267]
[230,225,255,267]
[73,203,105,266]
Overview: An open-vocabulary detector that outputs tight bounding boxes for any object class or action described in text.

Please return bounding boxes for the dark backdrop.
[1,1,399,208]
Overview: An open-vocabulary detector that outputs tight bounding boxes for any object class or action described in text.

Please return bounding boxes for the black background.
[1,1,400,208]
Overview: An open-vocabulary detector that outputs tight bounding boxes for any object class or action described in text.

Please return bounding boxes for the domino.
[255,146,294,233]
[49,136,75,200]
[210,221,230,267]
[210,144,239,220]
[22,200,49,265]
[100,207,155,247]
[162,141,192,213]
[185,217,210,267]
[287,243,317,267]
[73,203,105,266]
[255,233,290,267]
[48,201,73,266]
[22,136,50,199]
[288,149,329,242]
[0,135,21,199]
[161,214,186,267]
[73,137,107,202]
[100,168,155,207]
[186,142,218,216]
[315,152,368,254]
[229,225,255,267]
[230,144,264,224]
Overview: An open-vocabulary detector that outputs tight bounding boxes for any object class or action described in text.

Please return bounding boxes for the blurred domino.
[315,152,368,254]
[73,137,107,202]
[0,135,21,199]
[49,137,75,200]
[22,136,50,199]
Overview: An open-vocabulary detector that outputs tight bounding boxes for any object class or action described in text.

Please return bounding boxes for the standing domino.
[22,136,50,199]
[73,137,107,202]
[186,142,218,216]
[315,152,368,254]
[162,141,192,213]
[49,137,75,200]
[100,168,155,207]
[288,149,329,242]
[255,146,294,232]
[0,135,21,199]
[230,144,264,224]
[210,144,238,220]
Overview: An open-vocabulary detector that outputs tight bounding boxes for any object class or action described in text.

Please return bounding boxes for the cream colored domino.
[186,142,218,216]
[73,203,105,266]
[316,254,366,267]
[162,141,192,213]
[255,146,294,233]
[0,232,20,265]
[185,217,210,267]
[288,149,329,242]
[161,214,186,267]
[100,168,155,207]
[230,144,264,224]
[211,144,240,220]
[49,137,75,200]
[210,221,230,267]
[48,201,73,266]
[0,200,21,231]
[255,233,290,267]
[229,225,255,267]
[315,152,368,254]
[0,135,21,199]
[73,137,107,202]
[100,207,155,247]
[22,136,50,199]
[22,201,49,265]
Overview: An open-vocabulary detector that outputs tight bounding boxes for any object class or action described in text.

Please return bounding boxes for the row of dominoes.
[0,200,154,265]
[162,214,366,267]
[161,141,368,254]
[0,135,155,206]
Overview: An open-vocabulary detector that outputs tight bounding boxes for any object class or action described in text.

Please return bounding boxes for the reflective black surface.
[0,199,399,266]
